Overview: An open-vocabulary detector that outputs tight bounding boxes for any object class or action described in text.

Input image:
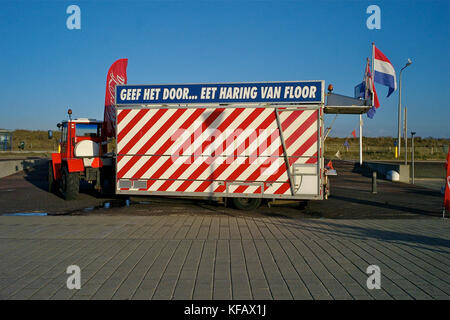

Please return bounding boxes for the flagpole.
[371,43,375,107]
[359,114,362,166]
[359,57,366,166]
[359,57,363,165]
[360,43,375,166]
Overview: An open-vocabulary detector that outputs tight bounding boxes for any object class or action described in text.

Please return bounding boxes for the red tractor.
[48,109,114,200]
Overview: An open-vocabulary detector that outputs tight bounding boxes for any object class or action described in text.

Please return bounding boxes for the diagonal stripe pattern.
[116,106,319,196]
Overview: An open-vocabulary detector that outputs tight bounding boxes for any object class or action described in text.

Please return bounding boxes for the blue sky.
[0,0,449,137]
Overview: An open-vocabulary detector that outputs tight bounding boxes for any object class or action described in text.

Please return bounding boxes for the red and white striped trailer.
[114,81,327,209]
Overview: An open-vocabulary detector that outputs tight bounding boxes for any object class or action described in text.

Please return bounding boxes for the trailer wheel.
[61,166,79,200]
[231,197,262,211]
[298,200,310,210]
[48,161,57,193]
[100,166,115,195]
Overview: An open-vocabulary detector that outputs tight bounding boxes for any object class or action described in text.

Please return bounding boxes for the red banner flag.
[326,160,334,170]
[445,148,450,211]
[103,59,128,138]
[351,130,357,138]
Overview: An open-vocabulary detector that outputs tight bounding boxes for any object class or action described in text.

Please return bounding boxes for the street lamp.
[411,131,416,184]
[397,58,412,158]
[404,106,407,165]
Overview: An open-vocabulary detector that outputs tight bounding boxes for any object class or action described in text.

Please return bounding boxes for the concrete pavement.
[0,160,446,219]
[0,215,448,300]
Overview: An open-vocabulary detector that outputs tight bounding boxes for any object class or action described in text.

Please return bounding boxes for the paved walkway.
[0,215,448,300]
[412,178,445,192]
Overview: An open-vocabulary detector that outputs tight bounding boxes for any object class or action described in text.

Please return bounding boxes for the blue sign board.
[115,81,323,105]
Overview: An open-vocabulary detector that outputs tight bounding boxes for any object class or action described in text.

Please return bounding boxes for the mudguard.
[51,153,62,180]
[91,157,103,168]
[66,158,84,173]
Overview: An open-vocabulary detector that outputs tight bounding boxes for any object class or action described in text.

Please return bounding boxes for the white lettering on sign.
[143,88,161,100]
[261,86,281,99]
[118,83,320,103]
[132,89,141,100]
[218,87,258,100]
[163,88,191,100]
[309,86,317,98]
[302,86,309,98]
[120,88,142,101]
[284,86,316,99]
[182,88,189,99]
[120,89,127,101]
[200,87,217,100]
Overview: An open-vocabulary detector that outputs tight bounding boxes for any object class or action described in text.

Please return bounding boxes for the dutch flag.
[374,46,397,97]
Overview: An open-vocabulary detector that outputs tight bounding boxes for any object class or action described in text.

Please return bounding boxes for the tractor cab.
[57,118,105,159]
[48,110,114,200]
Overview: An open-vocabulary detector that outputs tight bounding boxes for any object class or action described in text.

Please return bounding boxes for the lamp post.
[411,131,416,184]
[397,58,412,158]
[404,106,407,164]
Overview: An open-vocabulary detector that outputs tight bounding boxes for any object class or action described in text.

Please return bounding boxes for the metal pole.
[274,107,295,196]
[397,60,412,160]
[372,171,377,194]
[398,69,402,158]
[324,114,338,141]
[411,132,416,184]
[404,107,407,165]
[359,114,363,166]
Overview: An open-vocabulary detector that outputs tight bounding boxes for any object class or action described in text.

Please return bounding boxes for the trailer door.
[273,107,322,198]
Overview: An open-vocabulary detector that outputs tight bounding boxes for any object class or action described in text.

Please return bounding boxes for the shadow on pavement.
[22,160,105,200]
[269,218,450,255]
[403,188,443,198]
[22,161,49,192]
[330,194,439,216]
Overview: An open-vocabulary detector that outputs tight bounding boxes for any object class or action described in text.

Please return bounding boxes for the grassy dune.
[325,137,449,161]
[9,129,61,152]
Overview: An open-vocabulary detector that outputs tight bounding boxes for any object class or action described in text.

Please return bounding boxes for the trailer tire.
[231,197,262,211]
[298,200,310,210]
[61,166,79,200]
[48,161,57,193]
[100,166,115,195]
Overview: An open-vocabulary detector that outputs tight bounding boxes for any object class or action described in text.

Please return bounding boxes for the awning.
[325,93,371,114]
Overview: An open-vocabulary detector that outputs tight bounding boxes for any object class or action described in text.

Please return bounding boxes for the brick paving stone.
[197,216,211,240]
[185,216,204,240]
[193,240,216,299]
[151,240,192,300]
[253,240,292,299]
[172,279,196,300]
[0,216,448,300]
[229,240,252,300]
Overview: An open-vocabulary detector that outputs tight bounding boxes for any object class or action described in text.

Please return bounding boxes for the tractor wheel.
[48,161,57,193]
[61,166,79,200]
[231,197,262,211]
